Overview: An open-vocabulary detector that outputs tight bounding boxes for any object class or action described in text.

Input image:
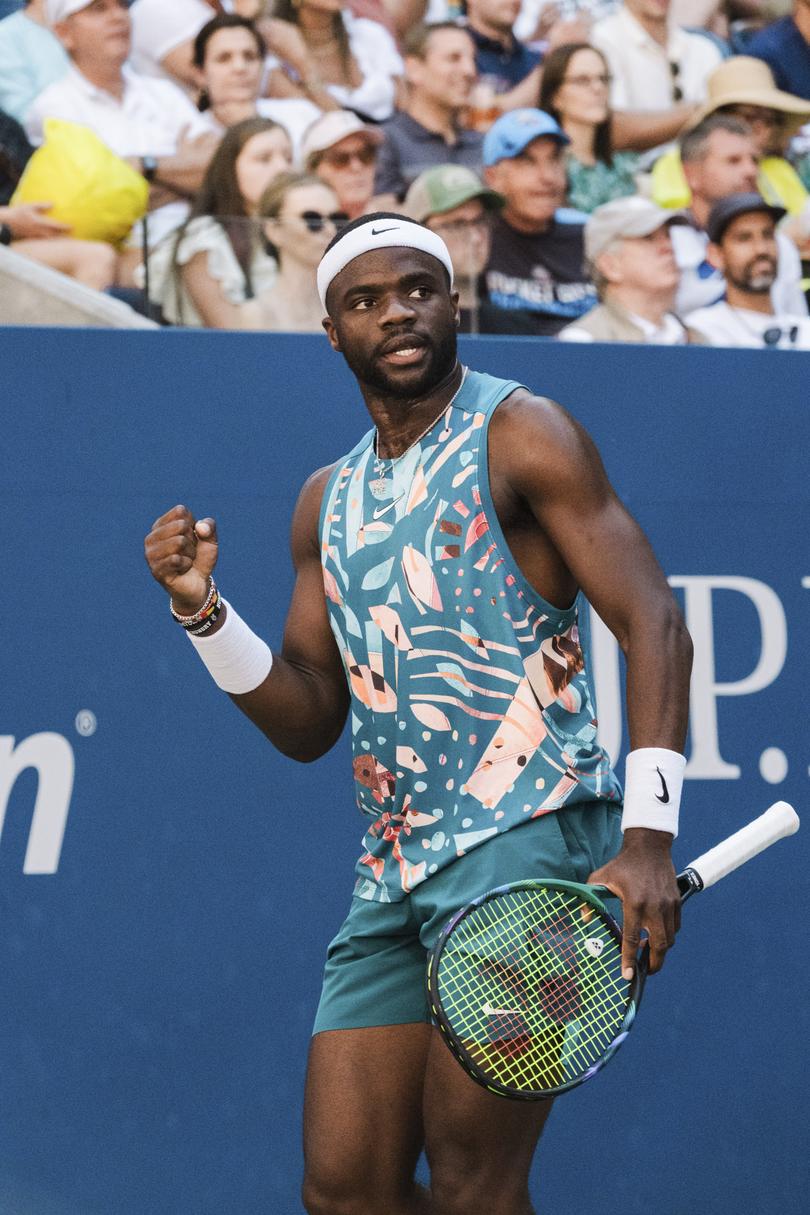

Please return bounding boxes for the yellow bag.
[650,148,692,211]
[11,118,149,245]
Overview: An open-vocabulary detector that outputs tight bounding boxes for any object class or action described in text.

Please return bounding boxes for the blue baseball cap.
[482,109,569,168]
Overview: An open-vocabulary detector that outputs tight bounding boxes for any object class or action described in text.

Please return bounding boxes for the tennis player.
[145,214,693,1215]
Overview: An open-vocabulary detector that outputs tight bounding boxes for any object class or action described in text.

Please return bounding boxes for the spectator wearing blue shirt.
[0,0,69,123]
[747,1,810,100]
[463,0,541,114]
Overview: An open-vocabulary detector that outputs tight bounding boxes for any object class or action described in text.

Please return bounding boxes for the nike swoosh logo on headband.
[371,226,399,235]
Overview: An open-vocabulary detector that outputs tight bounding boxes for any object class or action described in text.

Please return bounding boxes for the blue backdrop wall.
[1,329,807,1215]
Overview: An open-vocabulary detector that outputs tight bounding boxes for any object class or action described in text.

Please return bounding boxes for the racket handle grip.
[687,801,799,891]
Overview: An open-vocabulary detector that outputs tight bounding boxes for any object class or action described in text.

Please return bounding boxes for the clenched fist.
[145,505,218,616]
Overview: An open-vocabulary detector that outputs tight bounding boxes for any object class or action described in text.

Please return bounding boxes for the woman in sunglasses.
[144,116,294,329]
[302,110,382,222]
[539,43,640,215]
[251,170,347,331]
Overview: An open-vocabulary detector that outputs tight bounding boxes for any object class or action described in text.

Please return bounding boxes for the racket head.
[427,879,647,1101]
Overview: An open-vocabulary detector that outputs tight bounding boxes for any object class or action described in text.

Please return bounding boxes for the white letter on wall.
[670,577,787,779]
[0,733,74,873]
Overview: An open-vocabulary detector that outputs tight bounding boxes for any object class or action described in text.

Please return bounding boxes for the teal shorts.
[313,802,623,1033]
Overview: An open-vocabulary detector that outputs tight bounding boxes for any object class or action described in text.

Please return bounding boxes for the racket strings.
[435,887,630,1094]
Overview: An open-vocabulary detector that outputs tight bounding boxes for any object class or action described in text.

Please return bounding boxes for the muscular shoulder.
[290,463,340,566]
[490,389,595,470]
[488,388,609,507]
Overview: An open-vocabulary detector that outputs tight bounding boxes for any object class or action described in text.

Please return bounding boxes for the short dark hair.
[680,114,752,163]
[403,21,471,59]
[193,14,266,71]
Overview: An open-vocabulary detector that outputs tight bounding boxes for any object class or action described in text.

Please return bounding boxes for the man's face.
[598,224,679,295]
[466,0,523,34]
[484,137,566,232]
[709,211,779,293]
[323,248,459,399]
[685,130,760,206]
[426,198,492,281]
[57,0,131,66]
[405,29,477,113]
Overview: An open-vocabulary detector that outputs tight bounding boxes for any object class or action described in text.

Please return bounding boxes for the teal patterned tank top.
[319,368,621,903]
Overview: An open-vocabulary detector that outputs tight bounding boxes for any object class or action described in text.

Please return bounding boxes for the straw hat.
[689,57,810,137]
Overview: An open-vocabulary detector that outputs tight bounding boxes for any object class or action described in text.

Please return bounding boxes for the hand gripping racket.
[426,801,799,1101]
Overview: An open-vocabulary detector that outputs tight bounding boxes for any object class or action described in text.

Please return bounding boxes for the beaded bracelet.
[170,576,217,627]
[184,594,224,636]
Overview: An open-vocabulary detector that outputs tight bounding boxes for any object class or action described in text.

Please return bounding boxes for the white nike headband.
[317,217,454,312]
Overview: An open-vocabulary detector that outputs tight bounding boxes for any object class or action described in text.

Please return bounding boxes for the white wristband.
[187,599,273,694]
[620,747,686,838]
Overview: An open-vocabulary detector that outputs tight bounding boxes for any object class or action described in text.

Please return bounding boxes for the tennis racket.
[426,800,799,1101]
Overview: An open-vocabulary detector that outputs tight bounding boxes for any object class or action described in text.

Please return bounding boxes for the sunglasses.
[296,210,350,232]
[322,147,377,169]
[763,325,800,347]
[669,60,683,103]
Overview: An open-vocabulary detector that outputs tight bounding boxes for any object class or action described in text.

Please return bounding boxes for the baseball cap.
[706,192,786,244]
[47,0,95,22]
[301,110,383,168]
[404,165,503,223]
[482,109,569,168]
[585,195,686,262]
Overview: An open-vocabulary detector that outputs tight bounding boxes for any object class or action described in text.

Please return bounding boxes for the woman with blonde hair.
[252,169,347,331]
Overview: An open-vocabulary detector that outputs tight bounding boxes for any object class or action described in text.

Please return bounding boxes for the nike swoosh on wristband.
[371,226,399,235]
[655,767,670,804]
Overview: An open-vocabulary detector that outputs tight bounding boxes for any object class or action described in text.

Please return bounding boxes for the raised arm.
[611,104,698,152]
[490,391,693,976]
[144,466,350,763]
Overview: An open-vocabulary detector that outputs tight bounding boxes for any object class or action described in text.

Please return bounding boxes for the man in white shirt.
[686,193,810,348]
[560,194,700,343]
[27,0,219,248]
[671,113,808,317]
[591,0,722,112]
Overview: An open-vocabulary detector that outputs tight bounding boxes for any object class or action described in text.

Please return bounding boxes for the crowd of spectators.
[0,0,809,348]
